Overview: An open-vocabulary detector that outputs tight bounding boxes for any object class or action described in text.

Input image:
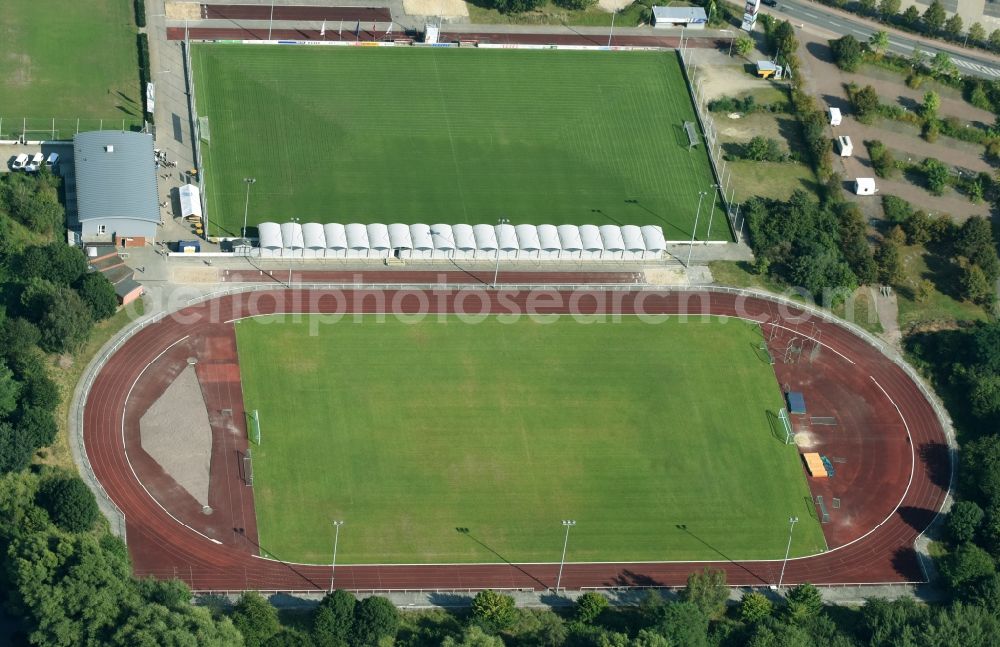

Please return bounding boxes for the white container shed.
[258,222,282,258]
[345,223,370,258]
[854,178,878,195]
[579,225,603,259]
[388,223,413,258]
[324,223,348,258]
[557,225,583,259]
[837,135,853,157]
[515,224,541,259]
[829,107,842,126]
[367,223,391,258]
[537,224,562,259]
[302,222,326,258]
[641,225,667,259]
[473,224,498,259]
[280,221,303,258]
[409,223,434,259]
[430,224,455,257]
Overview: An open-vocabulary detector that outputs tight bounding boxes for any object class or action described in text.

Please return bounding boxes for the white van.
[837,135,853,157]
[11,154,29,170]
[45,152,60,172]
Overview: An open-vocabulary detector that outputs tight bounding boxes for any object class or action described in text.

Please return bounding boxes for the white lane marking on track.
[121,333,224,547]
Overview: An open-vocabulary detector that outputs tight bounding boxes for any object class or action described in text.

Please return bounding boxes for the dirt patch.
[5,53,32,87]
[406,0,469,17]
[644,267,688,285]
[165,2,201,20]
[170,265,221,283]
[598,0,631,10]
[696,61,772,104]
[139,365,212,506]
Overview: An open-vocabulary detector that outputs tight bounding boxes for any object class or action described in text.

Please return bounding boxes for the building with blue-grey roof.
[73,131,159,242]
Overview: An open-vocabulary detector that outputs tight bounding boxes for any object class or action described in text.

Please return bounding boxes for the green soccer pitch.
[235,315,825,565]
[193,45,728,241]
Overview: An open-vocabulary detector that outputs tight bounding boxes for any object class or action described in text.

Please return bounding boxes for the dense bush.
[134,0,146,27]
[552,0,597,9]
[865,140,896,178]
[830,34,865,71]
[36,473,100,533]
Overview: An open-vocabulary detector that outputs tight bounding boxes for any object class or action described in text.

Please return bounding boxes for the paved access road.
[772,0,1000,79]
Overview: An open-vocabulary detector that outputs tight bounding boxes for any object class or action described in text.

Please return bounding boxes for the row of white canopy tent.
[256,222,667,260]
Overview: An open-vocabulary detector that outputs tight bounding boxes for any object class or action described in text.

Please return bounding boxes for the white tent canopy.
[248,221,668,261]
[178,184,202,219]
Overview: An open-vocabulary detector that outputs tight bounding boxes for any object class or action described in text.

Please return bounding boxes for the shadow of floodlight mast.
[456,528,552,590]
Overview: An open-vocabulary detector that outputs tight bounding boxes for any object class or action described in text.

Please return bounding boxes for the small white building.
[829,107,842,126]
[854,178,878,195]
[837,135,853,157]
[652,6,708,29]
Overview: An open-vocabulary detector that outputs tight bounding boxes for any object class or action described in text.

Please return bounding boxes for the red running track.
[166,26,723,49]
[84,289,949,592]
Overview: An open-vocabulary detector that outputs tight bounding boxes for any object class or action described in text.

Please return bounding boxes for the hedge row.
[137,33,153,124]
[134,0,146,28]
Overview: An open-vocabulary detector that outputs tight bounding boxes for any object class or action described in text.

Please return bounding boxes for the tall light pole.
[493,218,510,288]
[608,10,617,48]
[706,183,720,240]
[686,191,708,267]
[329,520,344,593]
[288,217,300,286]
[555,519,576,594]
[268,0,276,40]
[777,516,799,589]
[242,177,256,238]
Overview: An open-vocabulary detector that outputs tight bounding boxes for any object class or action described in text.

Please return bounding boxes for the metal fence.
[0,117,145,142]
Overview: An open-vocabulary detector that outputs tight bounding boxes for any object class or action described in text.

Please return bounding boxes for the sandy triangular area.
[140,365,212,507]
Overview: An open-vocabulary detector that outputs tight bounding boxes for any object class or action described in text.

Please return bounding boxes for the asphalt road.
[772,0,1000,79]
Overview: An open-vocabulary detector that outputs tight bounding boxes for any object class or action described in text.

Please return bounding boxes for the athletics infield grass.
[193,46,725,240]
[235,315,825,565]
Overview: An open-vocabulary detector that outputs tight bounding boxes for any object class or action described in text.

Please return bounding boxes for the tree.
[860,596,930,646]
[947,500,985,544]
[745,136,783,162]
[38,287,94,354]
[575,591,609,623]
[931,51,959,77]
[0,422,38,473]
[851,85,881,119]
[961,263,996,306]
[352,596,398,646]
[939,542,996,590]
[471,589,517,632]
[740,591,774,623]
[830,35,865,71]
[903,209,933,245]
[902,5,921,26]
[442,625,506,647]
[968,22,986,44]
[734,34,754,57]
[36,473,100,533]
[878,0,901,20]
[922,158,950,195]
[921,90,940,121]
[869,30,889,55]
[76,272,119,321]
[771,20,798,57]
[0,361,20,417]
[790,245,858,304]
[990,29,1000,52]
[20,243,87,286]
[956,217,997,267]
[231,592,281,647]
[2,175,64,234]
[922,0,946,32]
[264,628,315,647]
[656,601,708,647]
[682,568,729,619]
[785,583,823,622]
[876,240,904,286]
[944,13,963,38]
[552,0,596,9]
[489,0,544,12]
[313,589,355,647]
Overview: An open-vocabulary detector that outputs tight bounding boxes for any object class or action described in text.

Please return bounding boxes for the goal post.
[248,409,261,446]
[778,407,794,445]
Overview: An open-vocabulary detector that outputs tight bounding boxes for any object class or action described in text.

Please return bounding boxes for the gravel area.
[139,364,212,507]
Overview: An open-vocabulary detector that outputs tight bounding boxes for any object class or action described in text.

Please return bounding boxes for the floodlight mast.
[777,516,799,589]
[242,178,256,238]
[555,520,576,593]
[329,520,344,593]
[493,218,510,289]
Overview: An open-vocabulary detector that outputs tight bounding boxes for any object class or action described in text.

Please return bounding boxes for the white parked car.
[11,153,29,170]
[45,152,59,171]
[25,152,44,172]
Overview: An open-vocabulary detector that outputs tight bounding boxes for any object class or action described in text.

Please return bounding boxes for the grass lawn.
[0,0,141,134]
[194,46,725,241]
[896,245,989,328]
[236,315,825,564]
